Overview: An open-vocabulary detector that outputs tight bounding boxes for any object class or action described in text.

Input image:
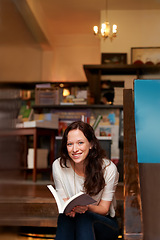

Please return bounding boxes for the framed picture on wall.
[101,53,127,64]
[131,47,160,65]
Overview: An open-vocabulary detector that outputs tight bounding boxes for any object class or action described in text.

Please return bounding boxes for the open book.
[47,185,96,214]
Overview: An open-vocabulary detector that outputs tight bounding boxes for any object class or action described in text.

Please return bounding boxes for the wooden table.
[0,127,56,182]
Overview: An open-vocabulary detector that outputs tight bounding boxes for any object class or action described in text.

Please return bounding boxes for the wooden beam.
[12,0,51,50]
[123,89,143,240]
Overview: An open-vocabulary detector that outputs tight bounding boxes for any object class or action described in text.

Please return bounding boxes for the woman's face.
[67,129,92,165]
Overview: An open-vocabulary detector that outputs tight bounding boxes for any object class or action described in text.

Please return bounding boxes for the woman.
[52,121,119,240]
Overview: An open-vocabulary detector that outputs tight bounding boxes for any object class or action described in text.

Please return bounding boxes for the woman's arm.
[69,162,118,217]
[88,199,111,216]
[72,199,111,216]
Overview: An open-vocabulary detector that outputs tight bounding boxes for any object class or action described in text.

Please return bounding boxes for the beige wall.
[49,34,100,82]
[100,9,160,91]
[101,9,160,62]
[0,45,42,82]
[0,0,43,82]
[0,0,100,83]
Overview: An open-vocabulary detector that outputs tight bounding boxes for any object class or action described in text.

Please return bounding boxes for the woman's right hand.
[66,211,76,218]
[72,205,88,214]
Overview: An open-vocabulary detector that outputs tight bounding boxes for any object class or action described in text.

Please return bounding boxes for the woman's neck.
[71,161,85,177]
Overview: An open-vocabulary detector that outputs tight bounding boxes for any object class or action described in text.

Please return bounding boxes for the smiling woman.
[52,120,119,240]
[67,128,92,169]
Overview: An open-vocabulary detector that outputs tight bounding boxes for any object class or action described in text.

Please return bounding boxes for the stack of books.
[72,98,87,105]
[16,113,59,129]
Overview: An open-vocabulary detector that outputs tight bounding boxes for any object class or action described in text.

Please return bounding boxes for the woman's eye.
[67,143,72,146]
[78,142,83,145]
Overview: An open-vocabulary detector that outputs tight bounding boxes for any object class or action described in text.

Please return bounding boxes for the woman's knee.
[57,213,74,227]
[93,219,119,240]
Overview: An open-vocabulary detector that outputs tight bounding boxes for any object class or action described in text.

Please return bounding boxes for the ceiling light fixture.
[93,0,117,41]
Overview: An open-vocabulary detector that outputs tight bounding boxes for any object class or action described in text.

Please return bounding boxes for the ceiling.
[38,0,160,35]
[13,0,160,38]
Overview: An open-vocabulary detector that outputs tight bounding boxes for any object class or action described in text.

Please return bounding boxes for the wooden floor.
[0,179,123,239]
[0,226,56,240]
[0,231,56,240]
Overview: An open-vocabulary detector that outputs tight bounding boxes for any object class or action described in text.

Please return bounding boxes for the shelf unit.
[83,64,160,104]
[33,104,123,181]
[0,127,56,182]
[0,81,124,181]
[33,104,123,110]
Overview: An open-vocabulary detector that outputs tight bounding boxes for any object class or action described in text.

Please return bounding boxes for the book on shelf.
[23,120,58,129]
[72,98,85,101]
[34,113,58,122]
[92,115,103,130]
[16,112,59,129]
[57,110,89,136]
[0,89,21,99]
[76,90,88,99]
[99,127,112,137]
[58,120,73,136]
[73,101,87,105]
[60,102,74,105]
[60,101,87,105]
[35,83,52,88]
[18,105,34,122]
[20,90,32,100]
[72,98,87,105]
[47,185,96,214]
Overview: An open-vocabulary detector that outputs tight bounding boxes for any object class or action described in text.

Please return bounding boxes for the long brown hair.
[59,121,107,196]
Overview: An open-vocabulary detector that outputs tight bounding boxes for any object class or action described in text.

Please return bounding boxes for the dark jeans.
[55,211,119,240]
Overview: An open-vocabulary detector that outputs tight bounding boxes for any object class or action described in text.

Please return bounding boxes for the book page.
[47,185,96,214]
[47,185,64,213]
[63,192,96,214]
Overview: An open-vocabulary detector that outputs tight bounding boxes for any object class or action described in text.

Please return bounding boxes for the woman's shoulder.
[52,157,71,169]
[103,158,118,172]
[103,159,119,181]
[52,157,61,169]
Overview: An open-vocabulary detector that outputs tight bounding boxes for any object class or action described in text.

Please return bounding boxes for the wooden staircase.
[0,181,58,227]
[0,180,123,230]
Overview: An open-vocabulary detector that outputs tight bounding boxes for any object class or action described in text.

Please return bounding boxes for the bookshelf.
[83,63,160,104]
[33,104,123,181]
[0,81,123,181]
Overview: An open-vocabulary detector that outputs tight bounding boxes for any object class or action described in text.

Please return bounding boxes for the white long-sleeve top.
[52,157,119,217]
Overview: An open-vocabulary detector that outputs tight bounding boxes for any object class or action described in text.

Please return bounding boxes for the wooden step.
[0,181,58,227]
[0,180,123,228]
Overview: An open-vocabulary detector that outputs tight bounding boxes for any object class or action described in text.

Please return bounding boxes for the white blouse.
[52,157,119,217]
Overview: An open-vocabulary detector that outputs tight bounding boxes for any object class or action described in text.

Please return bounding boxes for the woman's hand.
[65,205,88,217]
[66,211,76,218]
[72,205,88,214]
[88,200,111,216]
